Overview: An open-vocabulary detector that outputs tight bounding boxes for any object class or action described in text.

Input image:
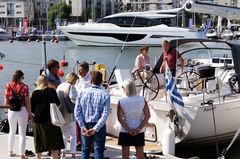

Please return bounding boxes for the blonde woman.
[4,70,32,159]
[31,75,64,159]
[117,79,151,159]
[56,72,79,158]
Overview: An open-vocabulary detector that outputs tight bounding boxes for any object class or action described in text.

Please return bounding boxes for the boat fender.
[27,39,31,42]
[162,126,175,156]
[0,64,3,70]
[36,39,40,43]
[57,69,64,77]
[60,60,68,66]
[9,39,13,43]
[54,39,58,43]
[60,56,68,66]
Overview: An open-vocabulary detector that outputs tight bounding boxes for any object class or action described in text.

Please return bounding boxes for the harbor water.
[1,40,240,159]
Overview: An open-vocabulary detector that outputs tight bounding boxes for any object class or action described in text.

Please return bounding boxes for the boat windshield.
[178,41,232,60]
[97,16,175,27]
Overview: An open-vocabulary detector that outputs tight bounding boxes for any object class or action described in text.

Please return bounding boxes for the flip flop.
[9,153,16,157]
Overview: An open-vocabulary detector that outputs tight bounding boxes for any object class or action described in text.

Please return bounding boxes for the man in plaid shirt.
[75,71,110,159]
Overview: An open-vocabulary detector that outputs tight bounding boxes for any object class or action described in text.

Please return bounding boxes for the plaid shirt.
[75,85,110,132]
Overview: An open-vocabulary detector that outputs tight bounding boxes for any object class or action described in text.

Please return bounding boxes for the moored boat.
[60,9,205,47]
[106,39,240,150]
[0,28,10,41]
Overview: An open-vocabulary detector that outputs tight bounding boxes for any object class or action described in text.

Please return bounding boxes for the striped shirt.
[75,85,110,132]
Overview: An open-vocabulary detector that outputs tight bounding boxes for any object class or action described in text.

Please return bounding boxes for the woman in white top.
[56,72,79,159]
[117,79,151,159]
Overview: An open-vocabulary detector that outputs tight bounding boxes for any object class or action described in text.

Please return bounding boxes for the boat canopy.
[153,39,240,78]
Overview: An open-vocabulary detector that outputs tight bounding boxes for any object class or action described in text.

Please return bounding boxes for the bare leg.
[36,152,42,159]
[9,151,16,156]
[51,150,58,159]
[61,151,66,157]
[72,153,76,158]
[122,146,130,159]
[135,146,144,159]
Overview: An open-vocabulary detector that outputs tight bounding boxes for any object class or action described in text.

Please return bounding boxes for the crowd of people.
[3,40,184,159]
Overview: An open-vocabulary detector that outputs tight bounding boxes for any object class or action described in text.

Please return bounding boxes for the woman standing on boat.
[31,75,64,159]
[4,70,32,159]
[132,45,151,75]
[117,79,151,159]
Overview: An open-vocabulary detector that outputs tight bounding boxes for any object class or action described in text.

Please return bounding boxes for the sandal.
[9,152,16,157]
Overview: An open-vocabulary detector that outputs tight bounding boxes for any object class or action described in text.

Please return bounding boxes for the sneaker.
[76,144,81,151]
[47,151,51,156]
[27,150,35,157]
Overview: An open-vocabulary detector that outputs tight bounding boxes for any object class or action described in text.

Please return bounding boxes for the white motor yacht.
[60,9,205,46]
[0,28,10,40]
[221,29,234,40]
[206,28,221,39]
[106,39,240,151]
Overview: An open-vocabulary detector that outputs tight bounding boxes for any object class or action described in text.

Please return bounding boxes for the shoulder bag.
[49,89,65,127]
[63,85,75,113]
[50,103,65,127]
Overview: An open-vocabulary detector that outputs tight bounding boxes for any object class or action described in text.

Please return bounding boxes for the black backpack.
[9,84,24,111]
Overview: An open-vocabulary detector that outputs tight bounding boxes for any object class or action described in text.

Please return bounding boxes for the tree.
[47,2,71,29]
[115,0,124,13]
[80,8,92,22]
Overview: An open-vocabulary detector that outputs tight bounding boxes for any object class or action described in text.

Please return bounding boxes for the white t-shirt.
[119,95,145,133]
[75,72,91,93]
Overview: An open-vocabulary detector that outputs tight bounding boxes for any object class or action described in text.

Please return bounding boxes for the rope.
[210,101,220,157]
[107,15,138,87]
[219,126,240,158]
[1,59,41,66]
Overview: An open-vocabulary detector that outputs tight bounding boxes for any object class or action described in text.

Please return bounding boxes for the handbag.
[50,102,65,127]
[63,85,75,113]
[0,118,9,133]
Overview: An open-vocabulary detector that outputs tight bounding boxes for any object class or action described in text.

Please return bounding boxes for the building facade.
[0,0,57,29]
[71,0,112,22]
[0,0,34,28]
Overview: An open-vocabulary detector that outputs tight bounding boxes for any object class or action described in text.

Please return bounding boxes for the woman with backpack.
[4,70,32,159]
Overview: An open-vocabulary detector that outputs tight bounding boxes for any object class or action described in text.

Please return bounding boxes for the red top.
[4,81,29,105]
[161,47,181,72]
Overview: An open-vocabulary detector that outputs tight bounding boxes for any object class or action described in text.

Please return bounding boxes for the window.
[16,11,21,14]
[7,3,14,16]
[0,12,5,14]
[16,5,21,8]
[0,5,5,8]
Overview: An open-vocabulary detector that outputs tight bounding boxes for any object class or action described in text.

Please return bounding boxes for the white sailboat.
[107,39,240,150]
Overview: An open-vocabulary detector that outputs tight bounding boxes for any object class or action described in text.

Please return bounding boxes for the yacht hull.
[60,23,205,46]
[106,39,240,148]
[107,92,240,147]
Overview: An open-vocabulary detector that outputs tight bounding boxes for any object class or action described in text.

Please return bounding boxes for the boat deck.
[106,135,162,154]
